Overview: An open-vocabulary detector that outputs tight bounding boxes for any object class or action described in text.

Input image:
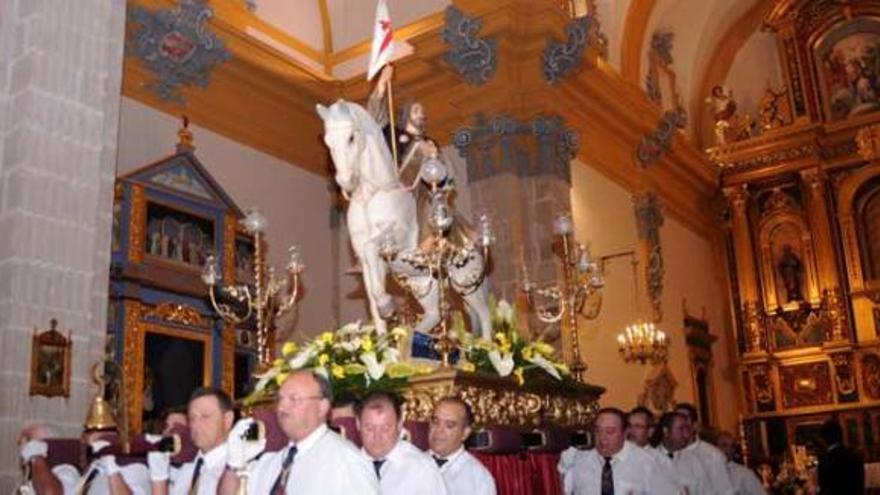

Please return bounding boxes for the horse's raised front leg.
[463,282,493,340]
[412,278,441,335]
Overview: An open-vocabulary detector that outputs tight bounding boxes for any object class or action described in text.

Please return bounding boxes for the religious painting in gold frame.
[29,319,72,398]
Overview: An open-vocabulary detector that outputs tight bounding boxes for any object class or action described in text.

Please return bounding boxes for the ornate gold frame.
[757,208,821,312]
[28,319,72,398]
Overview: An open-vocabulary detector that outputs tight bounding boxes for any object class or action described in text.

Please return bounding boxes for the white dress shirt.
[247,423,379,495]
[683,439,736,495]
[66,461,151,495]
[431,447,496,495]
[650,444,712,494]
[366,439,447,495]
[728,461,767,495]
[561,440,679,495]
[168,443,227,495]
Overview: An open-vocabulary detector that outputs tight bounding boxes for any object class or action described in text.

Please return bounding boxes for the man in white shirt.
[18,423,150,495]
[626,406,654,449]
[356,391,447,495]
[218,370,378,495]
[148,387,233,495]
[560,407,678,495]
[675,403,735,495]
[650,411,714,494]
[427,397,496,495]
[716,431,767,495]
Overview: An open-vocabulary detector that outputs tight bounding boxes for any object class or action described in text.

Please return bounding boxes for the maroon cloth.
[471,451,562,495]
[403,420,429,451]
[252,408,287,452]
[45,439,82,469]
[331,417,362,447]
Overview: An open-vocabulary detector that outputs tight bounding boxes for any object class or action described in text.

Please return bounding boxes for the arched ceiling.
[235,0,777,137]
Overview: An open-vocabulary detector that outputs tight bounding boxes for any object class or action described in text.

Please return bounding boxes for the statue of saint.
[776,244,804,303]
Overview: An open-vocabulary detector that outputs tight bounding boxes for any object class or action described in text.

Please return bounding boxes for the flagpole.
[386,69,399,169]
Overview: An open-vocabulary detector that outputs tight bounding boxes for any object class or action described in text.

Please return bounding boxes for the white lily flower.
[528,354,562,380]
[338,321,361,335]
[339,338,361,353]
[360,351,387,380]
[253,367,279,391]
[488,350,514,377]
[383,347,400,363]
[313,366,329,380]
[288,347,316,369]
[497,299,515,324]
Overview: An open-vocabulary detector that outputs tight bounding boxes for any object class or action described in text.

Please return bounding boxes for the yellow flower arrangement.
[455,297,571,385]
[244,321,432,405]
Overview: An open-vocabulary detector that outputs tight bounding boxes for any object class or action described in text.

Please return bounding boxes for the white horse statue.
[316,99,493,339]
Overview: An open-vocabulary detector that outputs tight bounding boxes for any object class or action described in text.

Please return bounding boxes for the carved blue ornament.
[127,0,231,102]
[442,6,497,86]
[635,107,687,167]
[543,16,592,84]
[454,114,579,183]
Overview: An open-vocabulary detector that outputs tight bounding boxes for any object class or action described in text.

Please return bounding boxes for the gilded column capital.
[799,167,825,193]
[723,184,750,212]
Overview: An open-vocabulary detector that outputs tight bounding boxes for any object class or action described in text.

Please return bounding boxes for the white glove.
[145,435,171,482]
[226,418,266,470]
[95,455,120,476]
[19,439,48,463]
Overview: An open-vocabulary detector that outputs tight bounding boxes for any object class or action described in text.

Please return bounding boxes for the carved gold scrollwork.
[402,379,600,428]
[831,353,857,398]
[144,302,207,327]
[128,185,146,263]
[751,364,774,406]
[122,301,145,434]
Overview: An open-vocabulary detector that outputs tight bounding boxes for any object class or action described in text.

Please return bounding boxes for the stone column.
[723,185,765,354]
[0,1,126,491]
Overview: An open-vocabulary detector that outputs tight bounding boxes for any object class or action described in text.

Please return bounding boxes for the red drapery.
[471,451,563,495]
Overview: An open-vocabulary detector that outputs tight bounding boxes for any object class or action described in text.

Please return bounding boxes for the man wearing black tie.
[218,370,378,495]
[148,388,233,495]
[427,397,495,495]
[356,391,447,495]
[560,407,677,495]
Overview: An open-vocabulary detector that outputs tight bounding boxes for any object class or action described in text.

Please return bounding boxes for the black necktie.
[373,459,386,479]
[433,456,447,468]
[271,446,297,495]
[188,457,204,495]
[79,467,99,495]
[601,456,614,495]
[667,450,674,460]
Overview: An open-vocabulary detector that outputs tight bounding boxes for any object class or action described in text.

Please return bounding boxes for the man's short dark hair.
[189,387,234,413]
[674,402,699,423]
[355,391,403,420]
[436,396,474,427]
[651,411,686,447]
[627,406,655,426]
[594,407,627,429]
[820,419,843,446]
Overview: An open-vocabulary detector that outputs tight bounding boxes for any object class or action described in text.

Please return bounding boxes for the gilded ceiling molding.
[620,0,658,84]
[691,0,774,148]
[442,6,498,86]
[635,108,687,167]
[127,0,232,102]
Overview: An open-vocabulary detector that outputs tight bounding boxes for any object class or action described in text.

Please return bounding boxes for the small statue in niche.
[705,85,754,145]
[777,244,804,303]
[758,85,789,130]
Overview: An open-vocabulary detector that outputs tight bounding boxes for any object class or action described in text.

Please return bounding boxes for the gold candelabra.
[202,210,304,369]
[522,213,606,382]
[380,156,493,367]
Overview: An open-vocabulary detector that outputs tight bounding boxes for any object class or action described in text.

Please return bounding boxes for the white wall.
[570,160,739,431]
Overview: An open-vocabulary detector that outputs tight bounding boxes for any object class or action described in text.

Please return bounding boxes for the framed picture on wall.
[29,319,72,398]
[144,202,215,269]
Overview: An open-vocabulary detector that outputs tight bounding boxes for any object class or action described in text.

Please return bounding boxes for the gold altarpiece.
[710,0,880,462]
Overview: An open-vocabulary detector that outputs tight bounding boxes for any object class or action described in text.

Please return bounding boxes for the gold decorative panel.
[779,362,834,410]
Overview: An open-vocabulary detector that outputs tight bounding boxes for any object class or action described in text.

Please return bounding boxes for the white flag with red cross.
[366,0,395,80]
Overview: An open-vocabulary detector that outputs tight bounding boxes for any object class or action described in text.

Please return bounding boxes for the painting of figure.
[144,202,214,268]
[818,24,880,121]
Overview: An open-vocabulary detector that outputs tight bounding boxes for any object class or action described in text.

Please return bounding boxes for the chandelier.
[616,257,668,364]
[617,320,668,364]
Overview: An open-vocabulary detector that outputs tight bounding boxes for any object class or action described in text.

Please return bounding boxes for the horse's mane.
[327,99,393,169]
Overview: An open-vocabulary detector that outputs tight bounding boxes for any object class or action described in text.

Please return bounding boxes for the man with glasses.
[219,370,378,494]
[356,391,446,495]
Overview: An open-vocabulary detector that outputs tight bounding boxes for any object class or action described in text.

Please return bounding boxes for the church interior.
[5,0,880,492]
